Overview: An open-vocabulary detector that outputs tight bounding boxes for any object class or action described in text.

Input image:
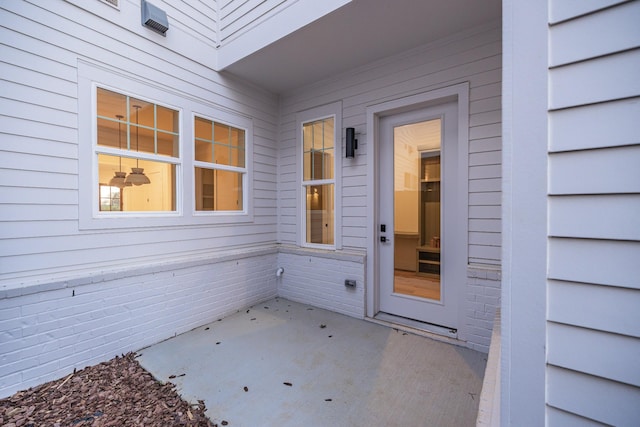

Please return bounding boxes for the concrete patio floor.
[137,298,486,427]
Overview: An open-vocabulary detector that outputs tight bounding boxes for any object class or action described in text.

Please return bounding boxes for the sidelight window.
[301,115,336,247]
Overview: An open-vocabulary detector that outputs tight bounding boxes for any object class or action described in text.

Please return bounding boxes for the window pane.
[305,184,334,245]
[303,124,313,152]
[195,117,212,140]
[157,105,178,133]
[214,122,229,145]
[230,128,245,150]
[98,154,176,211]
[323,148,334,178]
[157,131,179,157]
[214,143,229,165]
[195,167,243,211]
[229,147,244,168]
[97,117,126,149]
[97,88,126,119]
[131,125,155,155]
[195,140,212,162]
[130,100,154,128]
[303,152,311,181]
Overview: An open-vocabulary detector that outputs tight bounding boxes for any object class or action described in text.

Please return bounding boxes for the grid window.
[302,117,335,245]
[194,116,246,211]
[96,88,179,212]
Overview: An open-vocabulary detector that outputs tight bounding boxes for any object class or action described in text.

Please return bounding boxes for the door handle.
[380,236,391,243]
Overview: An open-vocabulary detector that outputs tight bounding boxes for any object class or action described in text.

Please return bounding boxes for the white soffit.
[222,0,501,94]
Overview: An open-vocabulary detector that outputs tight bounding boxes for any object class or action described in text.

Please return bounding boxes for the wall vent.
[141,0,169,36]
[100,0,118,8]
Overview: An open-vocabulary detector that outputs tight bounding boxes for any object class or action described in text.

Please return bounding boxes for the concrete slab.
[138,298,486,426]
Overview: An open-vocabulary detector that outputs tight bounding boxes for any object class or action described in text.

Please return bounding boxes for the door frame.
[365,82,470,341]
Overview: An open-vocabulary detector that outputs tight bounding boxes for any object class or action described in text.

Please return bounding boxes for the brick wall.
[0,247,278,398]
[466,266,502,352]
[1,245,497,399]
[277,246,366,318]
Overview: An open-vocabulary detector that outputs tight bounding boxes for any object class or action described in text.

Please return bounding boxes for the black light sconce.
[346,127,358,158]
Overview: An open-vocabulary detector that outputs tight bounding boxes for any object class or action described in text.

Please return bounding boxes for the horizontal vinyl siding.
[219,0,288,45]
[162,0,218,46]
[547,1,640,424]
[0,1,279,285]
[278,23,502,265]
[62,0,217,67]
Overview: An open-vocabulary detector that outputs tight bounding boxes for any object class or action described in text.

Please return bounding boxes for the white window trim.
[192,112,250,216]
[296,101,343,250]
[78,60,254,230]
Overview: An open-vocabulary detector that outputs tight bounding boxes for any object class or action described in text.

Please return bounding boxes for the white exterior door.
[378,102,462,331]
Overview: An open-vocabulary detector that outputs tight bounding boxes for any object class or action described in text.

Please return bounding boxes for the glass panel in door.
[393,119,441,301]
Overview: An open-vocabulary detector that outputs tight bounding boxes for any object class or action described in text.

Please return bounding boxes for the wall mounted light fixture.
[346,127,357,158]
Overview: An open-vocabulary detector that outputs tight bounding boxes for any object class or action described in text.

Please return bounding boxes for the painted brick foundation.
[277,246,366,318]
[1,245,497,398]
[466,266,502,353]
[0,247,278,398]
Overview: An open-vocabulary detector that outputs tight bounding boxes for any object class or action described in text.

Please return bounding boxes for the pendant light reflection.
[108,114,132,188]
[124,105,151,186]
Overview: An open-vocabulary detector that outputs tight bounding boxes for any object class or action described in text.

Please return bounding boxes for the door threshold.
[368,312,461,345]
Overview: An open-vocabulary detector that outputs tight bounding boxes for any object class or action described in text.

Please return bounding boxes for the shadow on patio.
[138,298,486,426]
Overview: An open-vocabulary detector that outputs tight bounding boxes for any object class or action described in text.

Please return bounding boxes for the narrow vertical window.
[96,87,179,212]
[194,116,246,211]
[302,117,335,245]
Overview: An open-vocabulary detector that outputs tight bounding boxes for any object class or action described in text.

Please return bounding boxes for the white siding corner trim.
[501,0,548,425]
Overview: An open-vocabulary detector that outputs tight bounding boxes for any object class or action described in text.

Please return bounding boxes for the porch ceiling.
[222,0,501,94]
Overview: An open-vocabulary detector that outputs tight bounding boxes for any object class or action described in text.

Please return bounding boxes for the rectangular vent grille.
[141,0,169,36]
[145,17,169,34]
[101,0,118,7]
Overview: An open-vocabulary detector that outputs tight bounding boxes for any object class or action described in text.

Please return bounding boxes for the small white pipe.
[276,267,284,277]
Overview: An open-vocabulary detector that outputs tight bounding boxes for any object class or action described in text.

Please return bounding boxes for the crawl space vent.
[141,0,169,36]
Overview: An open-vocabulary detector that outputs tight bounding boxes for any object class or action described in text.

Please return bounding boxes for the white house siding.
[0,0,280,397]
[546,1,640,425]
[277,22,502,352]
[64,0,218,70]
[0,0,279,283]
[219,0,288,45]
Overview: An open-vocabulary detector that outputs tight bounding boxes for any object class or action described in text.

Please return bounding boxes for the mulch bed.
[0,353,219,427]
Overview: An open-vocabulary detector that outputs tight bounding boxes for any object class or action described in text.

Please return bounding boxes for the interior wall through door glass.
[393,119,442,301]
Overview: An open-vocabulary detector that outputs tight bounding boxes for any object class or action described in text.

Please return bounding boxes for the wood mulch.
[0,353,219,427]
